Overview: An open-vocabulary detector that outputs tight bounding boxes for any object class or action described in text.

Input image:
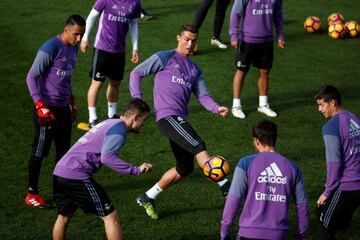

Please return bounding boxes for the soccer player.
[315,85,360,240]
[193,0,231,49]
[80,0,141,128]
[25,14,85,207]
[129,24,230,220]
[52,99,152,240]
[220,120,309,240]
[229,0,285,119]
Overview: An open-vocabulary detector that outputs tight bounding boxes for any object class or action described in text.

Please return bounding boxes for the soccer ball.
[344,20,360,38]
[328,23,345,39]
[203,156,230,182]
[304,16,321,33]
[327,13,344,25]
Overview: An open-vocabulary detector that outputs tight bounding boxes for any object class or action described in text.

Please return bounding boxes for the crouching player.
[52,99,152,240]
[220,120,309,240]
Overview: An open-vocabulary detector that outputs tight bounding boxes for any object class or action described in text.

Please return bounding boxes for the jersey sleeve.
[93,0,107,12]
[26,38,60,103]
[322,116,342,198]
[129,0,141,19]
[129,52,168,99]
[292,164,309,240]
[273,0,284,41]
[220,155,254,238]
[193,71,220,114]
[100,124,140,176]
[229,0,247,42]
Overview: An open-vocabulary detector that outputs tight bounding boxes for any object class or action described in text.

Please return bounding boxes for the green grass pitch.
[0,0,359,239]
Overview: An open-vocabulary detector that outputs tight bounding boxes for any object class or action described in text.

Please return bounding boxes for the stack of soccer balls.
[304,13,360,39]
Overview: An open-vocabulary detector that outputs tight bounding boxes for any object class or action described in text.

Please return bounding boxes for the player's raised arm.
[129,53,166,99]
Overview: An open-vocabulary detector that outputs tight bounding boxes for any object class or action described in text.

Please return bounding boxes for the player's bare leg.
[233,69,246,99]
[157,167,183,190]
[258,68,269,96]
[232,69,247,118]
[53,213,73,240]
[88,80,103,108]
[87,80,103,125]
[101,210,123,240]
[106,79,120,103]
[257,68,277,117]
[107,79,120,118]
[195,150,211,168]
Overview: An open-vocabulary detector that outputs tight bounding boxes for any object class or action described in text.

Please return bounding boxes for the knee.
[109,80,120,88]
[56,214,71,226]
[90,80,103,90]
[102,210,120,223]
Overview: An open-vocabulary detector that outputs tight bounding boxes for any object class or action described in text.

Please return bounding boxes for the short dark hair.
[65,14,86,27]
[252,119,277,147]
[122,98,150,117]
[314,85,342,105]
[179,24,198,35]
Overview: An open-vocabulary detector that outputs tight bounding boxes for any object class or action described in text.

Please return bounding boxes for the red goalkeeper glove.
[35,100,56,127]
[68,95,77,122]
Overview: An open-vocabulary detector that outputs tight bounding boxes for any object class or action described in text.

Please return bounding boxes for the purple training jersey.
[221,152,309,240]
[229,0,284,43]
[54,119,140,180]
[322,110,360,198]
[26,35,78,107]
[129,50,220,121]
[93,0,140,53]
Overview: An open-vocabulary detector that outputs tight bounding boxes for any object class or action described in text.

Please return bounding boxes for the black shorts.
[157,115,207,177]
[316,189,360,232]
[89,48,125,81]
[54,176,115,217]
[32,105,72,159]
[235,40,274,72]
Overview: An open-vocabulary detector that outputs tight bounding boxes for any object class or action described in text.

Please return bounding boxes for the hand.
[139,163,152,173]
[317,194,327,207]
[231,40,238,48]
[80,40,88,54]
[218,106,229,118]
[35,100,56,127]
[131,49,139,63]
[277,39,285,48]
[68,95,77,122]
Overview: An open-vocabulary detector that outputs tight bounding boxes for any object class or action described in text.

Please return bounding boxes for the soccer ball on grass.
[304,16,321,33]
[203,156,230,182]
[328,23,345,39]
[344,21,360,38]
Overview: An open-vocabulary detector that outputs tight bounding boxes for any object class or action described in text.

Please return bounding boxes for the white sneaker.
[210,38,227,49]
[257,104,277,117]
[231,107,246,119]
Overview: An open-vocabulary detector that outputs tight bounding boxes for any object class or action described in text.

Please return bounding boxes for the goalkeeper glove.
[68,95,77,122]
[35,100,56,127]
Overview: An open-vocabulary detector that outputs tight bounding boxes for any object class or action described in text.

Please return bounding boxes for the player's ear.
[176,34,181,42]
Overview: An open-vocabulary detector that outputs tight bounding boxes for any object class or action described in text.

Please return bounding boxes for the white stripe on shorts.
[165,116,199,147]
[323,190,341,228]
[84,179,105,216]
[35,126,46,157]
